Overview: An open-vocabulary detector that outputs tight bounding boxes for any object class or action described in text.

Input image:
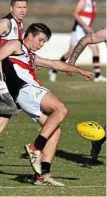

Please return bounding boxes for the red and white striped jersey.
[0,13,24,47]
[2,42,41,100]
[72,0,96,31]
[79,0,96,26]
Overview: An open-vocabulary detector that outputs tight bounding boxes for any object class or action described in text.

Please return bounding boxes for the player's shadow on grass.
[0,170,33,183]
[13,174,79,183]
[0,146,5,154]
[0,170,79,183]
[20,151,105,160]
[20,152,29,159]
[55,150,104,167]
[0,164,30,167]
[13,174,34,183]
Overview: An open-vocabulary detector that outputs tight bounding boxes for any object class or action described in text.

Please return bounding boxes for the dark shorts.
[0,93,19,116]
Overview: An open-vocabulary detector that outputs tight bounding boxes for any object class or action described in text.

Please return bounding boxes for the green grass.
[0,66,106,196]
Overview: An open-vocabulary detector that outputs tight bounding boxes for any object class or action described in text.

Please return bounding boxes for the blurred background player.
[65,27,106,161]
[49,0,106,82]
[0,0,28,133]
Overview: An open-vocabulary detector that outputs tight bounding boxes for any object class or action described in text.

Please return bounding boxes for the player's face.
[11,1,28,22]
[31,33,48,51]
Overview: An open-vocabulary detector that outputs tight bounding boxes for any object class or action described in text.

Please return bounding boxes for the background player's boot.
[49,69,57,82]
[93,75,107,82]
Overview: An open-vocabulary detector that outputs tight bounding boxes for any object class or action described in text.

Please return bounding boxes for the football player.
[0,23,93,186]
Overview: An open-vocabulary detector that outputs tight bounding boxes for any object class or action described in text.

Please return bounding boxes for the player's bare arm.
[91,28,107,43]
[68,38,86,65]
[0,18,11,35]
[0,40,22,61]
[34,55,94,80]
[68,35,90,65]
[34,55,85,73]
[69,28,107,65]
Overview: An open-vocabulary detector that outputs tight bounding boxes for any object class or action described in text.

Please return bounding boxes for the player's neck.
[12,14,22,23]
[23,39,31,51]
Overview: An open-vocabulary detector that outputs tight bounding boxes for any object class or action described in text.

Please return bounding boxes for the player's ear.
[28,33,33,41]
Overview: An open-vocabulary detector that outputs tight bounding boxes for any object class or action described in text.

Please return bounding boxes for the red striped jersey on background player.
[72,0,96,31]
[0,13,24,47]
[79,0,96,27]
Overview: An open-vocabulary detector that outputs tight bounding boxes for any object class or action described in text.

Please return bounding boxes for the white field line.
[69,84,95,90]
[0,185,106,189]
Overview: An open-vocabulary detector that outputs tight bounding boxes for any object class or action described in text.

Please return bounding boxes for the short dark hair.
[11,0,28,6]
[24,23,52,40]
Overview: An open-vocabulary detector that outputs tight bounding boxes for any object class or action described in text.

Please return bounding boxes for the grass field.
[0,66,106,196]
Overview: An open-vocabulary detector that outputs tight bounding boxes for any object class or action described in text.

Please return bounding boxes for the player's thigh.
[17,85,50,119]
[17,85,67,121]
[40,91,67,115]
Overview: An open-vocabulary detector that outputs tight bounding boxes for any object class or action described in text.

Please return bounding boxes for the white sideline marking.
[0,185,106,189]
[70,84,94,90]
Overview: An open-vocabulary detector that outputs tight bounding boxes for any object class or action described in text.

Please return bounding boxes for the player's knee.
[58,103,68,121]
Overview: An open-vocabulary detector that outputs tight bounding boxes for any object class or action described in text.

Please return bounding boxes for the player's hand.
[79,70,94,80]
